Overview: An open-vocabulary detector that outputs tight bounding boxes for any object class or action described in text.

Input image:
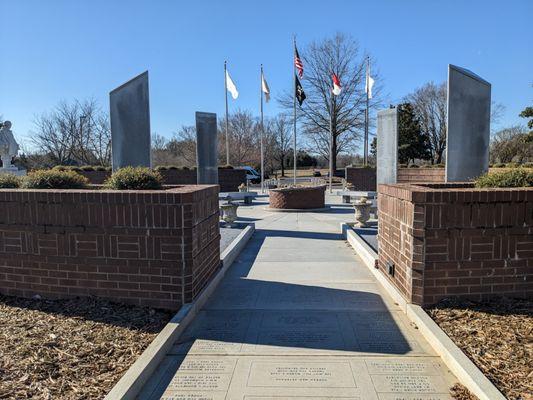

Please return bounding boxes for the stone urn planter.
[353,197,371,227]
[220,202,239,226]
[238,183,247,193]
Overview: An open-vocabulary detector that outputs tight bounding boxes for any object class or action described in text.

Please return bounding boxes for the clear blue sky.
[1,0,532,151]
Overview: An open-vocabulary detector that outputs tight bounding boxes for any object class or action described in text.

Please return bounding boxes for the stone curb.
[104,223,256,400]
[341,222,506,400]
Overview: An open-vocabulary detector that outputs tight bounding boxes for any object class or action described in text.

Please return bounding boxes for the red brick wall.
[345,167,376,191]
[269,186,326,209]
[397,168,445,183]
[378,183,533,305]
[0,185,220,310]
[80,169,246,192]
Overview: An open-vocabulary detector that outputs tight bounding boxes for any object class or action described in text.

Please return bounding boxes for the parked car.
[237,166,261,184]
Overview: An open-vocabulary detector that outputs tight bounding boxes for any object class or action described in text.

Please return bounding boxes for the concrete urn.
[353,197,371,227]
[220,202,239,226]
[238,183,247,193]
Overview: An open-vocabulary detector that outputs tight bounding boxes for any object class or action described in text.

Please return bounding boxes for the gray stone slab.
[109,71,151,170]
[376,108,398,185]
[446,65,491,182]
[196,112,218,184]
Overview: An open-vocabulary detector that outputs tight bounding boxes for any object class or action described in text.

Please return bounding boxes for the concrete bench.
[337,190,377,204]
[220,192,258,205]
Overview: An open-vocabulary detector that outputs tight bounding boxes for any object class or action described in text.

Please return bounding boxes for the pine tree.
[397,103,431,164]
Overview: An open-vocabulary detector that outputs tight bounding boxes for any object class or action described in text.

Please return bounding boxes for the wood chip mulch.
[0,295,172,400]
[427,297,533,400]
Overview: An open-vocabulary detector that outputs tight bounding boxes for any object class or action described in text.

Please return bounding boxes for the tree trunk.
[280,155,285,177]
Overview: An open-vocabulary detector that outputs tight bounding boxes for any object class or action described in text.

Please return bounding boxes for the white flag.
[365,69,375,99]
[226,70,239,100]
[261,72,270,103]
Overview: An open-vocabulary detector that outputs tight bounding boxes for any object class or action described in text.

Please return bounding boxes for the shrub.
[22,170,89,189]
[408,164,420,168]
[492,163,506,168]
[218,165,234,169]
[94,166,110,172]
[155,166,168,171]
[104,167,162,190]
[523,162,533,168]
[475,169,533,188]
[0,174,21,188]
[505,162,521,168]
[80,165,95,171]
[399,164,408,168]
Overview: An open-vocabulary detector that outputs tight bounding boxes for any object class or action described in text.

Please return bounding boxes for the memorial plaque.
[257,329,345,350]
[245,397,361,400]
[183,311,251,342]
[446,65,491,182]
[260,311,339,329]
[161,392,226,400]
[109,71,151,170]
[376,108,398,185]
[365,360,441,376]
[358,340,421,354]
[195,112,218,184]
[167,372,232,391]
[247,362,356,388]
[175,340,244,355]
[371,375,448,393]
[179,358,236,374]
[378,395,450,400]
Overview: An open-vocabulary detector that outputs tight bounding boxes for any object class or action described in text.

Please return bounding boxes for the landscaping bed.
[427,297,532,400]
[0,294,171,399]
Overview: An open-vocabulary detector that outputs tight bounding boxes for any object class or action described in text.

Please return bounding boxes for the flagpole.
[364,56,369,166]
[329,92,333,194]
[260,64,265,194]
[293,36,297,186]
[224,61,230,166]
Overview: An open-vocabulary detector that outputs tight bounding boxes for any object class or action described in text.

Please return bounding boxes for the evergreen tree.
[397,103,431,164]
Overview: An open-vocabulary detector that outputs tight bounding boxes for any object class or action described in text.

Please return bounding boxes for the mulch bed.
[0,295,172,399]
[427,297,532,400]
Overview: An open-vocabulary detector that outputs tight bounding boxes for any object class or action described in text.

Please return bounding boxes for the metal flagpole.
[224,61,230,166]
[329,93,333,193]
[260,65,265,194]
[293,37,297,186]
[364,56,369,166]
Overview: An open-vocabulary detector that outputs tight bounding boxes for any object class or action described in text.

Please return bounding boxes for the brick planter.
[377,183,533,306]
[79,169,246,192]
[397,168,445,183]
[269,186,326,209]
[0,185,220,310]
[345,167,376,191]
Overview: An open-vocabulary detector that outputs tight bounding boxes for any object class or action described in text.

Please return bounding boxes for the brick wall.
[80,169,246,192]
[0,185,220,310]
[345,167,376,191]
[378,183,533,305]
[270,186,326,209]
[397,168,445,183]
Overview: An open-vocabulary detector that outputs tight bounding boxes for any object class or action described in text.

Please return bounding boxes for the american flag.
[294,45,303,78]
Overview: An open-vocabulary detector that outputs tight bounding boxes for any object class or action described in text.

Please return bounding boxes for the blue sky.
[1,0,532,151]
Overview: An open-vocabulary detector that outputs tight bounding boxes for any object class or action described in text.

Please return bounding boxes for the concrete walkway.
[139,202,458,399]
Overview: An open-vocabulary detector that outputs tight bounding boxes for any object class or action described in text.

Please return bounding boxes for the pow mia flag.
[295,74,306,106]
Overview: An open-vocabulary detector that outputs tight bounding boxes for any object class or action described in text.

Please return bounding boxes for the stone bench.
[220,192,258,205]
[337,190,377,204]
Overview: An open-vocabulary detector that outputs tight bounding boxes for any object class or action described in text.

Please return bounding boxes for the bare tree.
[270,114,292,176]
[490,125,532,163]
[31,99,111,166]
[279,33,382,170]
[218,109,258,166]
[405,82,447,164]
[167,125,197,166]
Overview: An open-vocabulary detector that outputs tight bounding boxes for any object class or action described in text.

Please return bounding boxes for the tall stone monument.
[376,108,398,186]
[109,71,151,171]
[446,65,491,182]
[0,121,26,176]
[195,112,218,185]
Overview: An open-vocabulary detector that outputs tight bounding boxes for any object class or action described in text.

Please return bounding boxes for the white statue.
[0,121,20,168]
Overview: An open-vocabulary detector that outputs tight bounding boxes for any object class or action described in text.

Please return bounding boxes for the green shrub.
[80,165,96,171]
[399,164,408,168]
[22,170,89,189]
[0,174,21,188]
[492,163,506,168]
[218,165,234,169]
[408,164,420,168]
[104,167,162,190]
[432,164,445,168]
[505,162,521,168]
[94,165,110,172]
[155,166,168,171]
[475,169,533,188]
[522,162,533,168]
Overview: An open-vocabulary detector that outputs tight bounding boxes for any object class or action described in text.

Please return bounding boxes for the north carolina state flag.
[332,73,342,96]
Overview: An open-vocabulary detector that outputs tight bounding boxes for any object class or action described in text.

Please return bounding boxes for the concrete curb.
[104,223,255,400]
[341,222,505,400]
[265,206,330,213]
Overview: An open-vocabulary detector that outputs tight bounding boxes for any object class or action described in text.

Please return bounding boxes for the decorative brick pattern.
[269,186,326,209]
[80,169,246,192]
[378,183,533,305]
[0,185,220,310]
[345,167,376,191]
[397,168,445,183]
